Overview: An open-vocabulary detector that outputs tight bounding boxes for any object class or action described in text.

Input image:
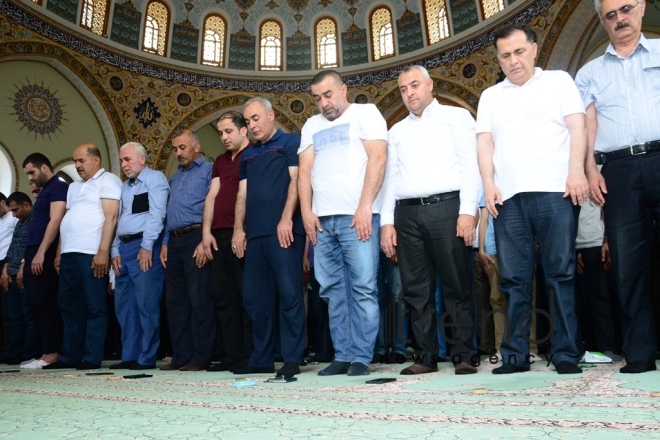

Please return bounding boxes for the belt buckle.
[630,143,646,155]
[594,152,606,165]
[420,197,430,206]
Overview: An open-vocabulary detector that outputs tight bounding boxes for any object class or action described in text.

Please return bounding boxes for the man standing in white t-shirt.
[45,144,121,370]
[298,70,387,376]
[477,23,589,375]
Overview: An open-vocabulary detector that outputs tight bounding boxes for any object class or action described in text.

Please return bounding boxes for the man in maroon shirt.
[198,111,253,372]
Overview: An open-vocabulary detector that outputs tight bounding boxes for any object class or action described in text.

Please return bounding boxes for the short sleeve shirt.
[212,149,245,230]
[27,175,68,246]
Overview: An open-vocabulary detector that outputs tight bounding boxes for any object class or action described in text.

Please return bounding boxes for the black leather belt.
[396,191,459,206]
[170,223,202,237]
[595,140,660,165]
[119,232,143,243]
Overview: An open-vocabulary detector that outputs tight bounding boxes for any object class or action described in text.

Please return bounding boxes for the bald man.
[45,144,121,370]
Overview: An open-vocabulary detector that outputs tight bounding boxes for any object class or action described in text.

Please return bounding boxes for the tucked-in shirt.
[476,68,585,202]
[6,212,31,276]
[0,211,18,261]
[60,169,122,255]
[212,148,246,230]
[163,156,212,245]
[27,175,68,246]
[381,99,481,226]
[111,167,169,258]
[299,103,388,216]
[240,129,303,240]
[575,34,660,153]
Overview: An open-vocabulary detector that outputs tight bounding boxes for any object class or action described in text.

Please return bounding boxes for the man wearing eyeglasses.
[575,0,659,374]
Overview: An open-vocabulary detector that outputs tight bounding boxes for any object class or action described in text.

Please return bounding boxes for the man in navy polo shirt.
[231,97,305,378]
[19,153,67,369]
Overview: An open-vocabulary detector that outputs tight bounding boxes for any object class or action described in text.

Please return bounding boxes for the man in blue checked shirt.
[110,142,169,371]
[575,0,660,374]
[159,129,215,372]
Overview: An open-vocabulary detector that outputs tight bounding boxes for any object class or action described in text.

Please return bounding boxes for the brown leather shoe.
[454,362,478,375]
[400,364,438,375]
[180,360,203,372]
[160,363,181,371]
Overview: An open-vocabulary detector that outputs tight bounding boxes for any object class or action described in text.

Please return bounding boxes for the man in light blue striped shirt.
[575,0,660,374]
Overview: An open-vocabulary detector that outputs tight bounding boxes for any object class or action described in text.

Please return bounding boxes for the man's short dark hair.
[22,153,53,171]
[7,192,32,207]
[0,192,6,203]
[493,23,537,50]
[86,145,102,159]
[311,70,344,87]
[218,111,247,131]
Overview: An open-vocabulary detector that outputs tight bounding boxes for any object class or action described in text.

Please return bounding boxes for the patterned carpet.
[1,359,659,439]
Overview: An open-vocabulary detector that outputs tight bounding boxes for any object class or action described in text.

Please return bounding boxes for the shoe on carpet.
[372,353,388,364]
[389,352,407,364]
[603,351,622,362]
[556,361,582,374]
[400,364,438,375]
[129,363,156,370]
[620,360,657,374]
[207,361,238,372]
[232,364,275,375]
[21,359,49,369]
[109,361,137,370]
[454,362,477,375]
[276,362,300,378]
[20,358,36,366]
[492,363,529,374]
[76,361,101,370]
[318,361,350,376]
[42,360,76,370]
[159,363,181,371]
[180,361,204,372]
[347,362,370,376]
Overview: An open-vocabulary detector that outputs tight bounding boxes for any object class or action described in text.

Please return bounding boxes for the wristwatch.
[20,259,24,264]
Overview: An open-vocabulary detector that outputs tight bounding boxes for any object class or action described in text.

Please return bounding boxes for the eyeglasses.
[601,3,639,23]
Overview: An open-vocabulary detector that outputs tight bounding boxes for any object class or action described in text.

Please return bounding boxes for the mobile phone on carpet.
[365,378,397,384]
[123,373,153,379]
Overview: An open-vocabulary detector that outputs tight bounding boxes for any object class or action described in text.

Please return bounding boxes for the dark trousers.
[575,246,617,353]
[602,152,660,363]
[4,280,39,359]
[395,196,476,367]
[243,234,305,368]
[58,253,109,365]
[23,243,62,354]
[494,192,581,367]
[473,251,495,355]
[307,268,334,361]
[210,228,252,366]
[165,229,215,367]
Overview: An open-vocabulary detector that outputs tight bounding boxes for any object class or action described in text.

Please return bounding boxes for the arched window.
[202,14,227,67]
[0,144,15,197]
[315,17,338,69]
[142,1,170,56]
[80,0,110,36]
[423,0,451,45]
[481,0,505,20]
[259,20,282,71]
[370,7,395,61]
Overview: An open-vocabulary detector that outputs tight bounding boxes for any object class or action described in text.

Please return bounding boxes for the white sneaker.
[21,359,49,369]
[20,358,36,366]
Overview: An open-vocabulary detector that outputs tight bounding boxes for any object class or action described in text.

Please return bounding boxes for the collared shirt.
[575,34,660,153]
[240,129,303,240]
[476,68,585,202]
[111,167,169,258]
[6,212,31,276]
[163,156,212,245]
[60,168,122,255]
[381,99,481,226]
[212,148,247,230]
[27,175,68,246]
[0,210,18,261]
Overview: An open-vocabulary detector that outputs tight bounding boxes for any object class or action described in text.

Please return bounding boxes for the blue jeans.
[375,251,408,355]
[494,192,581,367]
[5,280,39,359]
[315,215,380,365]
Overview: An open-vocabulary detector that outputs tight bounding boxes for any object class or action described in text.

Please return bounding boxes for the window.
[202,14,227,67]
[370,7,394,61]
[423,0,451,45]
[80,0,110,36]
[0,144,15,197]
[315,17,338,69]
[142,1,170,56]
[259,20,282,71]
[481,0,505,19]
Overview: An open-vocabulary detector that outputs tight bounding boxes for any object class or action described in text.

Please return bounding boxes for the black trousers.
[395,196,476,366]
[306,268,334,361]
[210,228,252,366]
[165,229,215,367]
[602,152,660,363]
[23,243,63,354]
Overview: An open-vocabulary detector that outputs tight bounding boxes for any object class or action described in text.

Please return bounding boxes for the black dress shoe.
[43,360,77,370]
[76,361,102,370]
[180,360,204,372]
[620,361,657,374]
[492,363,529,374]
[347,362,370,376]
[109,360,137,370]
[207,361,236,372]
[232,364,274,375]
[555,361,582,375]
[276,362,300,378]
[318,361,350,376]
[160,363,181,371]
[129,363,156,370]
